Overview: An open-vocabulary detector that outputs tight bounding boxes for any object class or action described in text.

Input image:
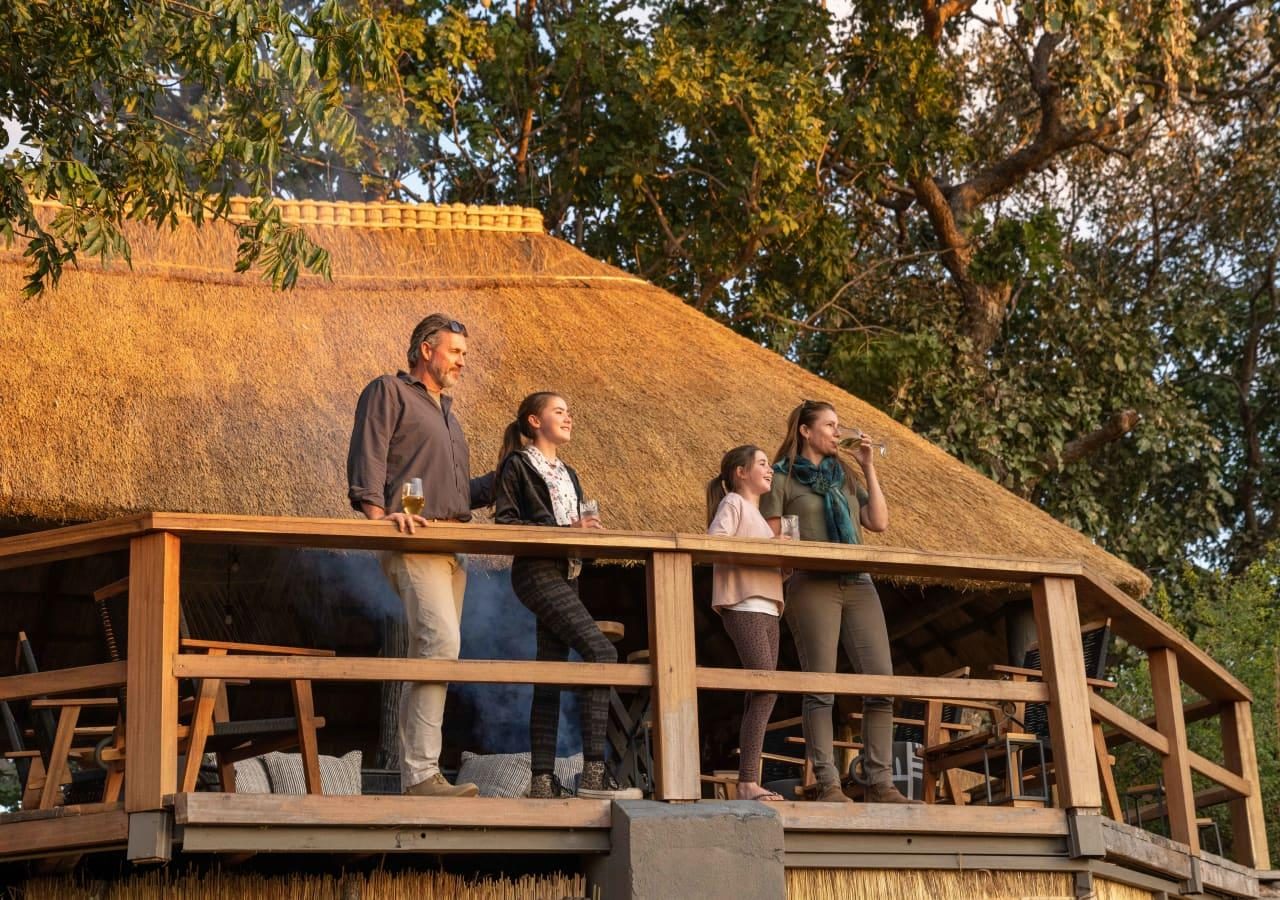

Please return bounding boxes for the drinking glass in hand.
[579,499,601,526]
[837,425,888,457]
[402,478,425,517]
[780,515,800,541]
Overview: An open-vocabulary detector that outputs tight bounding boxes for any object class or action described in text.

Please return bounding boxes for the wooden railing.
[0,512,1269,870]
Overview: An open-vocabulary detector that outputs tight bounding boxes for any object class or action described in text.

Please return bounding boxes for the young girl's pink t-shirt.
[707,492,785,615]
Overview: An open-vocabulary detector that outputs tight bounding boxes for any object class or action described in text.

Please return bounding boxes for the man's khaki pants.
[381,551,466,791]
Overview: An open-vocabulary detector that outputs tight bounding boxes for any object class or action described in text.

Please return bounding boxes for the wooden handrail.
[173,655,653,688]
[1090,693,1170,756]
[0,513,1266,869]
[696,667,1048,703]
[0,661,127,703]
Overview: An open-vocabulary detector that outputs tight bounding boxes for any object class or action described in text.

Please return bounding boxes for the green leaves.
[2,0,385,294]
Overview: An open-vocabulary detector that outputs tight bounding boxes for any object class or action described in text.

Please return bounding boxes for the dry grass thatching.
[20,870,591,900]
[0,199,1146,595]
[786,869,1155,900]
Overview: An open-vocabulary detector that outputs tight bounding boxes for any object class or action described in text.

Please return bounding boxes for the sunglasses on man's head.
[427,319,468,338]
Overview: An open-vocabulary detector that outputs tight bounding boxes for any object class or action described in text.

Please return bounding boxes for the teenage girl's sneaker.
[577,760,643,800]
[528,772,574,799]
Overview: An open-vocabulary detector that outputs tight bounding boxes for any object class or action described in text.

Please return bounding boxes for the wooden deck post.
[125,532,181,859]
[1221,700,1270,868]
[646,551,700,800]
[1030,577,1101,812]
[1149,647,1200,855]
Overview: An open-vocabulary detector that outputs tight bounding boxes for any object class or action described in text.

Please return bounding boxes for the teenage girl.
[494,391,640,800]
[706,444,786,802]
[761,400,917,804]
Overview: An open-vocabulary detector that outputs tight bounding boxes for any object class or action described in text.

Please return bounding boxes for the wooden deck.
[0,793,1261,897]
[0,513,1271,892]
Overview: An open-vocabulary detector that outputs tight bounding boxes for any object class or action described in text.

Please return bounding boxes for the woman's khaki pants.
[784,572,894,789]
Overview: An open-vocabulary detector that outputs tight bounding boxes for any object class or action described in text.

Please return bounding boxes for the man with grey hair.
[347,313,493,797]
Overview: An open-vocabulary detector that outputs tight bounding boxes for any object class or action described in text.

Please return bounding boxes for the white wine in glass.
[837,426,888,457]
[402,478,425,516]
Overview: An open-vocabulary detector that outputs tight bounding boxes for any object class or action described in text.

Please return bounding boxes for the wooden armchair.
[90,576,333,795]
[1,631,127,810]
[920,620,1118,811]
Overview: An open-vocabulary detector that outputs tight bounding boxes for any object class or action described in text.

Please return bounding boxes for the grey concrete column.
[587,800,785,900]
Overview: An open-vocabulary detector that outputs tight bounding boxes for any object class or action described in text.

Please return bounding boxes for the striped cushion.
[232,750,363,795]
[456,751,583,798]
[231,756,272,793]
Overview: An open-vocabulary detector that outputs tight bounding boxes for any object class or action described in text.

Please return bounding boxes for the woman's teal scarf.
[774,455,857,544]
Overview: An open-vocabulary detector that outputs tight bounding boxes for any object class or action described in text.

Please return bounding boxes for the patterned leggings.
[512,557,617,775]
[721,608,780,783]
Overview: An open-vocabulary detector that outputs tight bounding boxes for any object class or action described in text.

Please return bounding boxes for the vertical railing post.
[125,532,181,862]
[1030,577,1102,812]
[646,551,700,800]
[1221,700,1269,868]
[1149,647,1200,855]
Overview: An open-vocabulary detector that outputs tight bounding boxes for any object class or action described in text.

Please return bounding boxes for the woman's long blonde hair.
[772,400,859,488]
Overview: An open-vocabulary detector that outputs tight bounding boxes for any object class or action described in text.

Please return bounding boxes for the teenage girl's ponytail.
[706,445,764,526]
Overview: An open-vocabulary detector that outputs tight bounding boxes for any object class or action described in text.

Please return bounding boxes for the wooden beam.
[180,825,609,854]
[0,805,129,857]
[0,515,148,572]
[647,551,700,801]
[778,801,1069,836]
[173,655,653,688]
[0,661,126,703]
[696,668,1048,703]
[1090,693,1170,756]
[1102,698,1218,750]
[1149,647,1199,854]
[1186,750,1250,798]
[174,792,612,829]
[674,532,1083,581]
[1221,700,1271,869]
[1030,576,1101,810]
[124,532,181,817]
[149,513,671,560]
[887,591,979,641]
[1078,570,1249,703]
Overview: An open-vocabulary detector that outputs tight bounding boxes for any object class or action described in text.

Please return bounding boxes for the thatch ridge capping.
[29,197,545,234]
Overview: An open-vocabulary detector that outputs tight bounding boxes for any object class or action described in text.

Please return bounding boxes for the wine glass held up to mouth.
[836,426,888,458]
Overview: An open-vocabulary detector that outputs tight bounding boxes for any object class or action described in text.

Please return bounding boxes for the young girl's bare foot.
[736,781,785,802]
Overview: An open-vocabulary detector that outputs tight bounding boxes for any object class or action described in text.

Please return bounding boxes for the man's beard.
[432,364,459,389]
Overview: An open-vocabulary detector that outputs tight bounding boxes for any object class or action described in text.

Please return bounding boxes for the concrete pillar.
[587,801,785,900]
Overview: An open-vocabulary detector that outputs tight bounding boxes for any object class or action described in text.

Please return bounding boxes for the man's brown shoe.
[865,782,923,804]
[406,772,480,798]
[806,782,853,803]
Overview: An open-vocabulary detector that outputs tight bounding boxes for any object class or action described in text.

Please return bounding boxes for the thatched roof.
[0,199,1148,595]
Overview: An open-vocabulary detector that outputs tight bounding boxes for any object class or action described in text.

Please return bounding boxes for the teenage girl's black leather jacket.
[494,450,583,527]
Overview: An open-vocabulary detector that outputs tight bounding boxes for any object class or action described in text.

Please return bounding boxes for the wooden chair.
[920,621,1117,810]
[1,631,126,809]
[88,577,333,795]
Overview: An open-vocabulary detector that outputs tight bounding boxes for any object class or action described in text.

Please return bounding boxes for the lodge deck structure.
[0,199,1275,897]
[0,513,1271,898]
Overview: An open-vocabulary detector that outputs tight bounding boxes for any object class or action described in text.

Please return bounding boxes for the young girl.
[761,399,916,804]
[706,445,786,802]
[494,391,640,801]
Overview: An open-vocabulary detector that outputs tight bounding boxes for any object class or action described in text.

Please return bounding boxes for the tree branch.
[1038,409,1141,475]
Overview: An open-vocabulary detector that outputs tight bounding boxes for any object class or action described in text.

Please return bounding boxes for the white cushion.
[232,750,362,795]
[455,751,583,798]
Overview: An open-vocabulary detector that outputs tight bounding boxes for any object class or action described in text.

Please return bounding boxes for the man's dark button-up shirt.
[347,372,493,520]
